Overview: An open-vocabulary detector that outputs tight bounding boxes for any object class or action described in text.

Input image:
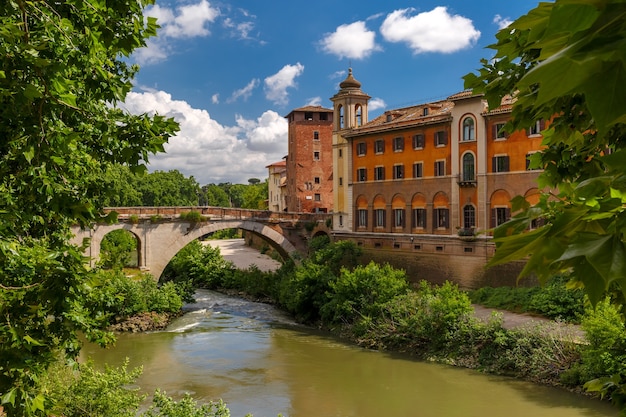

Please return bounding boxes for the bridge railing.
[105,206,331,223]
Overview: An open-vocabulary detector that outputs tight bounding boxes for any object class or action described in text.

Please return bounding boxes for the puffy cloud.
[319,21,381,60]
[228,78,260,103]
[150,0,219,38]
[264,63,305,106]
[121,91,287,185]
[134,0,220,64]
[368,98,387,111]
[493,14,513,30]
[380,7,480,54]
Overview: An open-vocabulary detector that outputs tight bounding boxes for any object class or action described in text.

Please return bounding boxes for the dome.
[339,68,361,89]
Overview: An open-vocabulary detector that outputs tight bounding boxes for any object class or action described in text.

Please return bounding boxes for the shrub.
[141,390,234,417]
[320,262,409,325]
[43,360,144,417]
[99,229,137,270]
[162,240,233,288]
[179,210,204,223]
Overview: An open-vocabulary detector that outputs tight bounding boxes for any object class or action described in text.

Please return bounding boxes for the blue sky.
[121,0,540,185]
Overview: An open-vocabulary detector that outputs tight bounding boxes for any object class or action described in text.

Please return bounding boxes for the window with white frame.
[375,209,386,228]
[494,122,507,140]
[357,168,367,182]
[434,160,445,176]
[393,208,405,228]
[412,134,425,149]
[393,136,404,152]
[412,208,426,228]
[434,208,449,228]
[413,162,423,178]
[463,205,476,228]
[393,164,404,179]
[492,155,510,173]
[356,142,366,156]
[462,153,475,181]
[374,166,385,181]
[374,139,385,154]
[462,117,475,141]
[434,130,448,146]
[357,209,368,228]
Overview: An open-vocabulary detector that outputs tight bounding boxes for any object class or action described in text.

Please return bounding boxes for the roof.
[289,105,333,113]
[265,160,287,168]
[345,99,453,136]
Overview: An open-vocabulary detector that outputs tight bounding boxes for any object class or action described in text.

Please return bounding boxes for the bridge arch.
[74,220,298,281]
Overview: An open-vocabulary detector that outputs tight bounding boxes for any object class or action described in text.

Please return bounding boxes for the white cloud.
[152,0,220,38]
[121,91,287,184]
[228,78,260,103]
[320,21,380,60]
[368,98,386,111]
[380,7,480,54]
[264,63,305,106]
[134,0,220,64]
[211,93,220,104]
[305,97,323,107]
[493,14,513,30]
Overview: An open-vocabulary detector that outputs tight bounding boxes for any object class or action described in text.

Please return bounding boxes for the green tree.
[464,0,626,307]
[136,170,200,206]
[101,165,143,207]
[0,1,178,414]
[201,184,231,207]
[464,0,626,406]
[99,229,138,270]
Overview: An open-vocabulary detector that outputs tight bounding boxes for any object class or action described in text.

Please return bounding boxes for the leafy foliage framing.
[0,1,178,415]
[464,0,626,307]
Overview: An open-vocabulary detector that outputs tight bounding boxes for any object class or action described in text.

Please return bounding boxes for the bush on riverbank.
[467,275,585,323]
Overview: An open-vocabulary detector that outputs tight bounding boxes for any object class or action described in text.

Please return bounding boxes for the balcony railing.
[457,175,476,187]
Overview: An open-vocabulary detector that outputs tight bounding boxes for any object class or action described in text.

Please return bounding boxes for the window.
[314,177,320,184]
[338,149,343,158]
[320,112,328,121]
[462,117,475,141]
[435,160,445,177]
[355,105,362,127]
[492,207,511,227]
[375,139,385,154]
[494,122,507,139]
[434,130,448,146]
[393,164,404,179]
[374,166,385,181]
[393,136,404,152]
[305,112,313,120]
[423,108,429,116]
[463,205,476,228]
[313,151,320,161]
[339,215,343,226]
[492,155,510,173]
[394,209,405,228]
[357,209,368,228]
[356,142,367,156]
[339,105,344,129]
[357,168,367,182]
[413,162,423,178]
[412,134,425,149]
[526,152,541,170]
[313,131,319,140]
[434,208,449,228]
[462,153,475,181]
[528,119,545,135]
[375,209,386,228]
[412,208,426,228]
[314,193,321,201]
[339,177,343,186]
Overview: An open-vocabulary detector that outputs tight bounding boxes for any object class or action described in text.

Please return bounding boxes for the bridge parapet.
[106,206,330,225]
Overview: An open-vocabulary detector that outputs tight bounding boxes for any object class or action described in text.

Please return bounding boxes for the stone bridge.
[71,207,332,280]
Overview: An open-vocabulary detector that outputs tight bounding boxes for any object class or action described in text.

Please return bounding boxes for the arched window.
[338,105,344,129]
[462,117,475,141]
[463,205,476,229]
[355,105,362,127]
[462,153,475,182]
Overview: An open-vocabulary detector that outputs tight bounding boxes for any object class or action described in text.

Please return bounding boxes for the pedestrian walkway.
[472,304,585,342]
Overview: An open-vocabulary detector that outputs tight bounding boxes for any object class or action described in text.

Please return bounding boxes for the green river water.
[81,289,618,417]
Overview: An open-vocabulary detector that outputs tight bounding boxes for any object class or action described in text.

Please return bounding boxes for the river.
[81,289,617,417]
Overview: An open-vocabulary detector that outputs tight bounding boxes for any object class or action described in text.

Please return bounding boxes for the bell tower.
[330,68,370,232]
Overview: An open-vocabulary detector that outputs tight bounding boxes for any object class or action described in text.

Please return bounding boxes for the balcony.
[457,174,476,187]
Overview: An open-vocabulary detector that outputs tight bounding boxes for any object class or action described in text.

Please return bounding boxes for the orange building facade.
[332,77,544,237]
